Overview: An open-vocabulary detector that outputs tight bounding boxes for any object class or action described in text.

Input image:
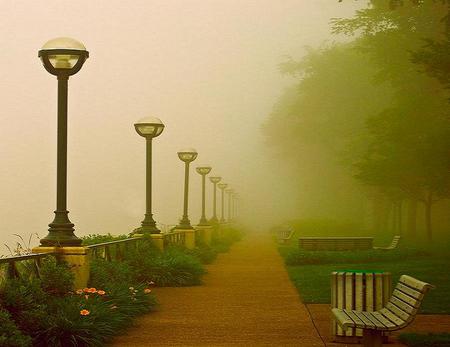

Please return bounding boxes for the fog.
[0,1,366,252]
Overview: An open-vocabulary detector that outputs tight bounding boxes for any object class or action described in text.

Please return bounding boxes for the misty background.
[0,1,363,252]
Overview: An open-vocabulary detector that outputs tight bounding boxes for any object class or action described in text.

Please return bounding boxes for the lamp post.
[217,183,228,223]
[209,176,221,224]
[177,148,198,229]
[133,117,164,234]
[38,37,88,247]
[196,166,212,226]
[226,188,234,222]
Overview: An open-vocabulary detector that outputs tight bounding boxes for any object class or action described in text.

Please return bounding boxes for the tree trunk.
[407,199,417,238]
[425,193,433,242]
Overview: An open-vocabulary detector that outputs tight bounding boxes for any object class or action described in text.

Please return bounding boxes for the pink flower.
[88,287,97,293]
[80,309,90,316]
[144,288,152,294]
[76,289,83,295]
[97,290,106,295]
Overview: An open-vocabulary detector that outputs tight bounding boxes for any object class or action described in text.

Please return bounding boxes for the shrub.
[89,259,135,289]
[33,285,156,347]
[282,247,430,266]
[81,233,128,246]
[40,257,74,296]
[127,242,206,286]
[398,333,450,347]
[0,277,46,319]
[185,245,218,264]
[0,309,32,347]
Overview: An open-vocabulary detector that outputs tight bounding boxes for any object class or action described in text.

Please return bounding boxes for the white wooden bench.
[373,235,401,250]
[277,227,294,244]
[332,275,435,347]
[298,237,373,250]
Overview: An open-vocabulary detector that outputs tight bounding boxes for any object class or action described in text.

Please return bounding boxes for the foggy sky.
[0,0,361,252]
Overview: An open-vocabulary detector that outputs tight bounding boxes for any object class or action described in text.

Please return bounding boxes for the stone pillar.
[195,225,213,246]
[150,234,164,251]
[184,229,196,249]
[32,246,90,290]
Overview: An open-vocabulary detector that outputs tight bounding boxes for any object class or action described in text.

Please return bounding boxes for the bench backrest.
[380,275,434,328]
[389,235,401,249]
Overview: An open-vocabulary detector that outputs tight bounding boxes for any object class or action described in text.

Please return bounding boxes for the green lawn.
[280,246,450,314]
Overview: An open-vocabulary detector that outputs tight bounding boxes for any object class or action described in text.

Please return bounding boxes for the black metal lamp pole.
[177,149,198,229]
[133,117,165,234]
[196,167,212,226]
[209,176,221,224]
[226,188,234,222]
[217,183,228,223]
[38,38,88,247]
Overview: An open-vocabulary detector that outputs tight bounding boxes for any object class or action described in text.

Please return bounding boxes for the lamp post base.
[41,218,81,247]
[132,225,161,234]
[198,217,210,227]
[132,214,160,234]
[177,216,193,230]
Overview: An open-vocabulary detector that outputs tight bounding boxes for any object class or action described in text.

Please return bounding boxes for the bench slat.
[379,308,406,327]
[352,310,375,329]
[392,289,421,308]
[399,275,433,293]
[361,311,386,330]
[371,311,396,329]
[346,310,366,329]
[332,308,354,330]
[385,302,411,322]
[396,283,423,300]
[389,296,416,315]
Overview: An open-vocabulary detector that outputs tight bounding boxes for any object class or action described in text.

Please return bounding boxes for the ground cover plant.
[279,241,450,314]
[0,257,156,346]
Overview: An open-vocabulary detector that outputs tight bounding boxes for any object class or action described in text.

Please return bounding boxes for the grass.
[279,243,450,314]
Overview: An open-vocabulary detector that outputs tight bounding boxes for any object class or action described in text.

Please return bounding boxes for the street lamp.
[226,188,234,222]
[133,116,164,234]
[209,176,221,224]
[196,166,212,226]
[217,183,228,223]
[38,37,89,247]
[177,148,198,229]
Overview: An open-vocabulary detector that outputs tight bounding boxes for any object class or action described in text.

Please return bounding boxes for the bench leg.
[362,329,383,347]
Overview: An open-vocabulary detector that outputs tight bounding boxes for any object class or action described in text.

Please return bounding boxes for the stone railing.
[86,237,144,261]
[4,223,226,289]
[0,252,56,281]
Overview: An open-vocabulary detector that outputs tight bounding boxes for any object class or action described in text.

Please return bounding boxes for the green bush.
[0,309,32,347]
[89,259,135,290]
[40,257,74,296]
[398,333,450,347]
[81,233,128,246]
[211,227,243,253]
[130,248,206,286]
[186,245,218,264]
[32,284,156,346]
[281,247,430,266]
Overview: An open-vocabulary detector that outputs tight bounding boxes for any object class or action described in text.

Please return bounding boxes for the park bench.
[298,236,373,251]
[276,227,294,244]
[373,235,401,250]
[332,275,435,347]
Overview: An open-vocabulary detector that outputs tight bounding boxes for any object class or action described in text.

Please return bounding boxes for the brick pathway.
[111,232,325,346]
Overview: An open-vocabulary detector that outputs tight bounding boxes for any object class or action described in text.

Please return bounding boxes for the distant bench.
[298,237,373,251]
[276,227,294,244]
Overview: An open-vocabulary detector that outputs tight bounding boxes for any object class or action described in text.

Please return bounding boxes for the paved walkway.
[112,232,325,346]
